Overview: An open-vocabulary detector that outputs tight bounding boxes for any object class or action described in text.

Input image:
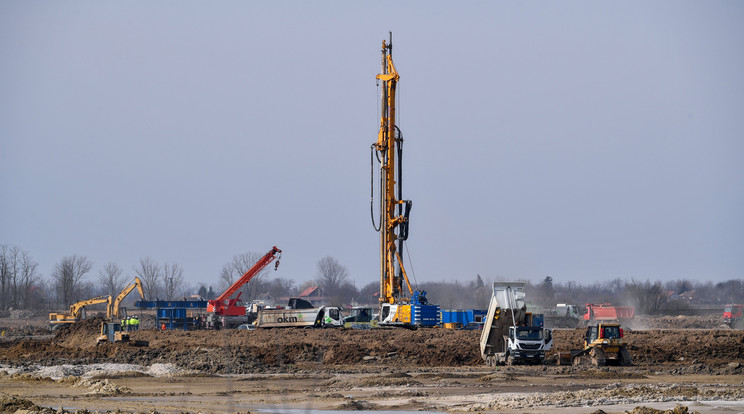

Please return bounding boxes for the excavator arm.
[69,296,112,319]
[207,246,282,314]
[108,277,146,319]
[50,295,112,327]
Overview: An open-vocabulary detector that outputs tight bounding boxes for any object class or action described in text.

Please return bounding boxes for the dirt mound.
[550,328,744,370]
[51,317,104,347]
[0,394,40,413]
[633,315,722,330]
[466,383,744,411]
[1,325,743,375]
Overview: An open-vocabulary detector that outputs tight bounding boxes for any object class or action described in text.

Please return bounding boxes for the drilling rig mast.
[373,31,413,306]
[371,33,438,327]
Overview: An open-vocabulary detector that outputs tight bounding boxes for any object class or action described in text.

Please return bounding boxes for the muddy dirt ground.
[0,315,743,413]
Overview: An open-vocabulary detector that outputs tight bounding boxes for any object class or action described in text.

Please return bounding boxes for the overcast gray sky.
[1,2,742,291]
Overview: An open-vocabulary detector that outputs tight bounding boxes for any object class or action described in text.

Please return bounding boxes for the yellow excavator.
[107,277,145,320]
[49,295,111,330]
[97,277,146,345]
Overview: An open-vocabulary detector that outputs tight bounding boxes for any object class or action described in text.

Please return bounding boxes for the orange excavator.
[206,246,282,329]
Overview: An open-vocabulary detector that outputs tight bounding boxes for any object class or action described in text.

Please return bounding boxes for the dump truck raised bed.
[583,303,634,326]
[480,282,552,366]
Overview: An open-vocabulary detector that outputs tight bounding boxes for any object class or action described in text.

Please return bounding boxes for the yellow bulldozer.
[569,323,632,366]
[96,321,130,345]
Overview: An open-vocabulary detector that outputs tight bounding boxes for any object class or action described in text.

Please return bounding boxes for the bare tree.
[162,262,184,300]
[98,262,126,298]
[316,256,349,287]
[359,281,379,305]
[265,277,296,303]
[0,245,12,309]
[623,279,666,314]
[316,256,350,304]
[18,250,39,309]
[52,255,93,306]
[134,257,161,299]
[219,252,270,301]
[0,245,40,310]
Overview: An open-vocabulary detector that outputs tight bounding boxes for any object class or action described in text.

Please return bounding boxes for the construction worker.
[132,316,139,331]
[161,322,166,331]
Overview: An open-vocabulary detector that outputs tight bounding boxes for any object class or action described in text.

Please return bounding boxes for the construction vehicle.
[370,32,438,327]
[723,304,744,329]
[480,282,553,366]
[568,323,632,366]
[583,303,634,326]
[254,298,343,328]
[107,277,145,320]
[206,246,281,329]
[96,321,130,345]
[49,295,112,329]
[542,304,582,328]
[343,306,377,328]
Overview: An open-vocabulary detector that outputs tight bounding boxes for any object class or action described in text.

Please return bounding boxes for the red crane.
[207,246,282,317]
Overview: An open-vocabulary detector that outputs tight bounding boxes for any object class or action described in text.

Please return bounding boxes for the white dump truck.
[479,282,553,366]
[254,298,343,328]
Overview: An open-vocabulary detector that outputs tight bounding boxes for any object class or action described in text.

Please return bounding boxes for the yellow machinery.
[570,323,632,366]
[371,33,437,326]
[49,295,112,329]
[97,278,147,345]
[108,277,145,320]
[96,321,130,345]
[372,32,413,306]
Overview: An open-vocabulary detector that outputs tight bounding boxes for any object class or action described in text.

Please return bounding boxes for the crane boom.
[207,246,282,315]
[374,32,413,305]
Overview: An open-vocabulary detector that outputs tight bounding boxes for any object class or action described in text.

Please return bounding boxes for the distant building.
[298,286,328,306]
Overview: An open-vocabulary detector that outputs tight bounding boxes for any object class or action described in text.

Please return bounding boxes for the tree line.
[1,243,742,315]
[0,243,367,314]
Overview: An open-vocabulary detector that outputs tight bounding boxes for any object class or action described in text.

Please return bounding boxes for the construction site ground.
[1,314,743,413]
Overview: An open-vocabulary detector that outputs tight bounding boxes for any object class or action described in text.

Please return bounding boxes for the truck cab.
[723,304,744,328]
[344,306,377,328]
[504,325,553,365]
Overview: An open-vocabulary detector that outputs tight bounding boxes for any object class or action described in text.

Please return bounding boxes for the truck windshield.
[516,327,543,340]
[724,306,732,313]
